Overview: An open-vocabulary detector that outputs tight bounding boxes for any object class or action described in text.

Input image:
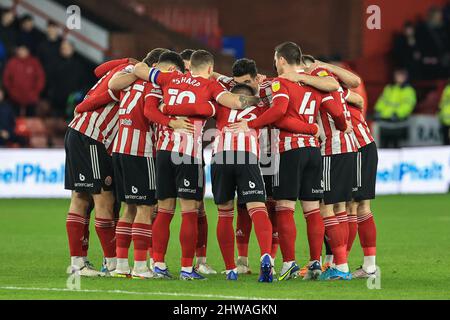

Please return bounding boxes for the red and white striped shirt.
[112,80,162,157]
[248,74,335,153]
[311,67,357,156]
[347,101,374,149]
[213,104,268,157]
[217,75,274,156]
[69,64,133,153]
[149,69,227,159]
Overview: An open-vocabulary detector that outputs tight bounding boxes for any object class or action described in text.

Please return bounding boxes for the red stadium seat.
[15,117,30,137]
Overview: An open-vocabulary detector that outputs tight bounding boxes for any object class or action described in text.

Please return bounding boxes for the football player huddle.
[64,42,378,282]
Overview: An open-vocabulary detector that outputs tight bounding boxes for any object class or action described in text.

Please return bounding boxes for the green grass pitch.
[0,195,449,300]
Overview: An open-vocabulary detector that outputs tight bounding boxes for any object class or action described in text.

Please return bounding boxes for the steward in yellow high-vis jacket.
[439,82,450,145]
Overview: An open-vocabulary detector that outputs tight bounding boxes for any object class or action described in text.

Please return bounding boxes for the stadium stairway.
[53,0,234,73]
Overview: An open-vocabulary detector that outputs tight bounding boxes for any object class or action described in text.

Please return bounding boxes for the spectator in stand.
[375,69,417,148]
[0,7,18,57]
[17,14,42,54]
[47,40,86,117]
[37,20,62,75]
[2,43,46,116]
[416,7,450,79]
[0,87,16,147]
[37,20,62,99]
[392,22,422,80]
[439,80,450,145]
[0,40,6,73]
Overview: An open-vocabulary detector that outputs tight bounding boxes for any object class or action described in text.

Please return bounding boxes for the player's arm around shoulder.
[108,65,137,91]
[280,71,339,92]
[346,91,364,110]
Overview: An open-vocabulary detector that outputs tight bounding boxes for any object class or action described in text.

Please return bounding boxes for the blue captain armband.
[148,67,160,85]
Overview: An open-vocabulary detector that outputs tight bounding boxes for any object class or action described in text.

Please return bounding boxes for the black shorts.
[113,153,157,206]
[354,142,378,201]
[263,174,273,198]
[260,152,274,198]
[156,151,204,201]
[211,151,266,205]
[64,128,114,194]
[322,152,357,205]
[273,148,323,201]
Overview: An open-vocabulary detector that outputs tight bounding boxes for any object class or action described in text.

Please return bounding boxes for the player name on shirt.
[149,69,227,159]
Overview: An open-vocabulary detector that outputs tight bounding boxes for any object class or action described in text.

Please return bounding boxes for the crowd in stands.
[1,4,450,149]
[377,4,450,148]
[392,5,450,80]
[0,7,95,147]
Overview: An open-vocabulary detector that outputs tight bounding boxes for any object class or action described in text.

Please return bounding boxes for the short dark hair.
[190,50,214,69]
[302,54,315,65]
[47,19,58,28]
[20,14,33,22]
[158,51,186,73]
[180,49,195,61]
[143,48,168,66]
[230,83,256,96]
[232,58,258,78]
[275,42,302,65]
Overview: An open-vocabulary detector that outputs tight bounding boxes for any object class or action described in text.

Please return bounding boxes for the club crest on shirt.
[318,70,329,77]
[271,81,281,92]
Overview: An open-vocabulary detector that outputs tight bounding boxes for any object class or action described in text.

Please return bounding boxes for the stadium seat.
[15,117,49,148]
[15,117,30,138]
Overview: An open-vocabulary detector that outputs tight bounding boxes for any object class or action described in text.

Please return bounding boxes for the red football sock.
[266,199,279,258]
[236,205,252,257]
[323,216,347,265]
[180,210,198,267]
[115,221,132,259]
[358,213,377,256]
[276,206,296,262]
[152,208,174,263]
[217,209,236,270]
[248,207,273,256]
[66,213,86,257]
[149,208,158,259]
[335,211,349,247]
[196,208,208,258]
[347,215,358,255]
[148,225,153,260]
[132,223,152,262]
[304,208,325,262]
[94,217,116,258]
[81,209,92,257]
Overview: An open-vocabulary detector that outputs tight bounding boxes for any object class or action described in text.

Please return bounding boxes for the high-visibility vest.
[439,85,450,126]
[375,84,417,120]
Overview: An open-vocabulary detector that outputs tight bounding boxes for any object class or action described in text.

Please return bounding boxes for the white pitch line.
[0,286,282,300]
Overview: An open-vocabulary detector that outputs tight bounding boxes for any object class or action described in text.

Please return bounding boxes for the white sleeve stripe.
[145,93,163,99]
[215,90,227,102]
[344,90,351,100]
[272,93,289,100]
[108,89,119,101]
[322,96,334,103]
[208,101,216,117]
